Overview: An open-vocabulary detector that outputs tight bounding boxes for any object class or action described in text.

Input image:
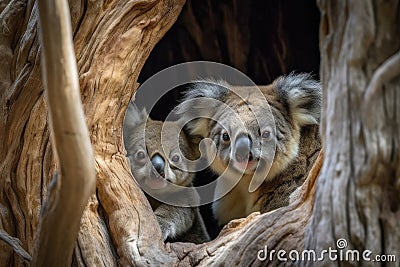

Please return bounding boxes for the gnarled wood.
[34,0,96,265]
[0,230,31,262]
[170,150,323,266]
[0,0,399,266]
[305,0,400,265]
[0,0,185,265]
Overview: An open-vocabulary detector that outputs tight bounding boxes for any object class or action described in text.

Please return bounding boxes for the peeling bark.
[0,0,398,266]
[305,1,400,265]
[170,151,323,266]
[0,0,185,265]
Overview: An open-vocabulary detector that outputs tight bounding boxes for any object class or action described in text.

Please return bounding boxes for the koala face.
[199,91,277,177]
[123,104,196,193]
[177,73,321,183]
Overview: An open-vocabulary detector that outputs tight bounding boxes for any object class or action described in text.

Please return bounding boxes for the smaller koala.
[123,103,210,243]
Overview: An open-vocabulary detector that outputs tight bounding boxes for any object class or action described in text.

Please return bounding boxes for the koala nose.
[151,154,165,177]
[234,135,252,162]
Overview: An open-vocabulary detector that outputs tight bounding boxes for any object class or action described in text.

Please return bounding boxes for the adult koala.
[176,73,321,225]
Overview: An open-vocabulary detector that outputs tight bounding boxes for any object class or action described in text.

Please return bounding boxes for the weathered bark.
[34,0,96,265]
[0,0,398,266]
[305,0,400,265]
[0,230,31,262]
[0,0,185,265]
[170,151,324,266]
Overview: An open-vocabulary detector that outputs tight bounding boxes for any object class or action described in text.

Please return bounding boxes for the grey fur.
[124,102,147,128]
[182,79,229,102]
[123,102,210,243]
[123,103,147,147]
[176,79,229,116]
[177,73,321,225]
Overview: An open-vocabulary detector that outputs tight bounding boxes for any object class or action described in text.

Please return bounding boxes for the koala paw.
[157,217,176,241]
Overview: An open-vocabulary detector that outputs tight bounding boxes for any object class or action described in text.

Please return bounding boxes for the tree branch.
[0,230,31,262]
[34,0,96,266]
[169,150,324,266]
[364,50,400,106]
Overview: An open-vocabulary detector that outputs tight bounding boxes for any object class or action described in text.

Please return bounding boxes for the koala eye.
[261,130,272,140]
[221,130,230,143]
[171,154,180,163]
[136,150,146,161]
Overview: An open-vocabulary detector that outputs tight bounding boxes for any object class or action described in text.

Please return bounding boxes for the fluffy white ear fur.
[273,73,322,126]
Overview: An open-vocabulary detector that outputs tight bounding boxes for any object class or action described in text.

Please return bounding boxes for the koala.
[177,73,321,225]
[123,103,210,243]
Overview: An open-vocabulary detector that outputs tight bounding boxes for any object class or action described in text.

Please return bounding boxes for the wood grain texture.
[170,151,323,266]
[304,0,400,265]
[0,0,398,266]
[0,0,185,265]
[34,0,96,265]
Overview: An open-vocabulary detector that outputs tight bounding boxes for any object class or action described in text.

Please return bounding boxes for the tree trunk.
[0,0,185,266]
[0,0,399,266]
[305,0,400,265]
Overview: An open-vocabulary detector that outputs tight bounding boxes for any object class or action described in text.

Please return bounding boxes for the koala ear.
[175,79,229,137]
[124,102,148,130]
[273,73,322,126]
